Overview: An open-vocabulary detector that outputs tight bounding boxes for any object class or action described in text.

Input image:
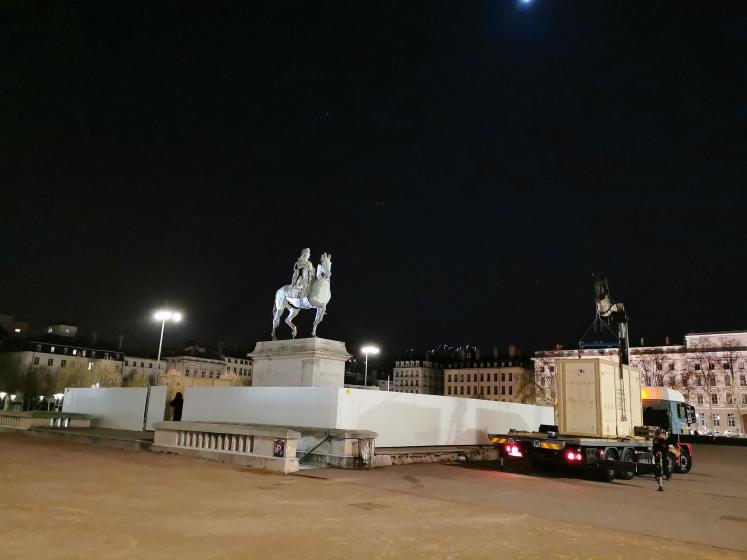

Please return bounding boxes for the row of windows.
[696,412,738,427]
[124,360,160,369]
[695,393,747,405]
[34,345,121,360]
[446,362,517,368]
[33,357,98,370]
[184,367,251,378]
[652,374,747,387]
[447,385,513,396]
[447,372,513,383]
[226,357,250,365]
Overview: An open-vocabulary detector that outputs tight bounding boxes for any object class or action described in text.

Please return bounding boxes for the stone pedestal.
[249,337,351,388]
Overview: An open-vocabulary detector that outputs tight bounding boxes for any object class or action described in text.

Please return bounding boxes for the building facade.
[0,334,125,407]
[533,331,747,433]
[123,356,167,384]
[164,345,252,385]
[392,359,444,395]
[443,358,533,403]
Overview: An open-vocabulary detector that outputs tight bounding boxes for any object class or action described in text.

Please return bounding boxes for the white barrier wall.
[63,387,169,431]
[145,386,169,431]
[181,387,554,447]
[337,389,554,447]
[181,387,340,428]
[63,388,148,431]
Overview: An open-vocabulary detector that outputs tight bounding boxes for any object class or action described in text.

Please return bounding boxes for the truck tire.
[676,449,692,474]
[598,448,618,482]
[619,448,635,480]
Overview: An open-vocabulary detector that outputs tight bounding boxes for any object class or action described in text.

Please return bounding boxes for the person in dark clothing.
[653,429,669,492]
[170,392,184,421]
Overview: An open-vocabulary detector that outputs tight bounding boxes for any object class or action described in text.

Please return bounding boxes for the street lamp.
[361,345,380,387]
[154,309,183,362]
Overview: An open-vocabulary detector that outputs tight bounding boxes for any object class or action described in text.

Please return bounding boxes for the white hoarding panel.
[62,387,148,431]
[145,386,169,431]
[181,387,340,429]
[337,389,555,447]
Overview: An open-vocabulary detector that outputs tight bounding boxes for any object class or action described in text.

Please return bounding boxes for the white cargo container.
[555,358,642,438]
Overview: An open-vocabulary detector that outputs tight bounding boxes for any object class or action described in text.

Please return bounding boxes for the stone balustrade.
[152,421,301,473]
[0,411,93,430]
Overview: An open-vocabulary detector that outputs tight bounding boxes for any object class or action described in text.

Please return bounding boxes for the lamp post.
[154,309,183,362]
[361,345,380,387]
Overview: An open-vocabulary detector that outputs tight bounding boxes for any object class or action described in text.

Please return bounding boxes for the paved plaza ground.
[1,432,746,559]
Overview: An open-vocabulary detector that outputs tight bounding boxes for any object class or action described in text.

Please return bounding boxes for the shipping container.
[555,358,642,438]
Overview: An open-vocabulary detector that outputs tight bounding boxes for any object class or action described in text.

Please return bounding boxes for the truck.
[489,364,695,482]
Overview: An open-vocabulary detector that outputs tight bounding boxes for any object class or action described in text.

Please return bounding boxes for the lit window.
[50,346,55,353]
[72,349,77,356]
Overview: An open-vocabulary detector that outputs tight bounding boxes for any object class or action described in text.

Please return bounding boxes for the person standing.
[653,429,669,491]
[170,392,184,421]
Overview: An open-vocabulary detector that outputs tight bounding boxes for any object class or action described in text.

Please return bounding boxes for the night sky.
[2,1,746,358]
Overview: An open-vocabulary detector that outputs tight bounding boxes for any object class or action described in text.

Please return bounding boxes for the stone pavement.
[1,432,745,560]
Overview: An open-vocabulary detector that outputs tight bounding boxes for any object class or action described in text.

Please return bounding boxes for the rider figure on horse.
[291,248,316,300]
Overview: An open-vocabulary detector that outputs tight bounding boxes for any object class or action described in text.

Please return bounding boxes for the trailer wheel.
[598,448,618,482]
[619,448,635,480]
[676,449,692,474]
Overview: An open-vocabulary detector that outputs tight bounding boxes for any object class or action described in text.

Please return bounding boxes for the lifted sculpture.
[271,249,332,339]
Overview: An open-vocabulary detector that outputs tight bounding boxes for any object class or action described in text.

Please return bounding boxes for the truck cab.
[641,387,696,435]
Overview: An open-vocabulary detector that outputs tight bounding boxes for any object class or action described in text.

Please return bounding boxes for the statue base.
[249,338,351,388]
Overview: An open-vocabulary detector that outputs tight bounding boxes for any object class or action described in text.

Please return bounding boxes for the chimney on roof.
[508,345,519,358]
[218,341,224,357]
[118,335,124,350]
[665,336,670,346]
[640,337,645,346]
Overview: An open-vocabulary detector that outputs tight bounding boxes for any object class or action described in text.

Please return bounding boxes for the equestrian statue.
[271,248,333,339]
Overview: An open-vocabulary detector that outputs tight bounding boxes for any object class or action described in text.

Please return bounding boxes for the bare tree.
[685,342,721,429]
[124,370,151,388]
[91,360,122,387]
[525,357,557,406]
[719,339,745,432]
[56,361,93,391]
[631,353,664,387]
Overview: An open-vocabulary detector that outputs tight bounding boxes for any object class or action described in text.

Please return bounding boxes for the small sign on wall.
[273,439,285,457]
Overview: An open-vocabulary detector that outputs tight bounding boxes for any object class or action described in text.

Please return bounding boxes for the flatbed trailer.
[488,431,693,482]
